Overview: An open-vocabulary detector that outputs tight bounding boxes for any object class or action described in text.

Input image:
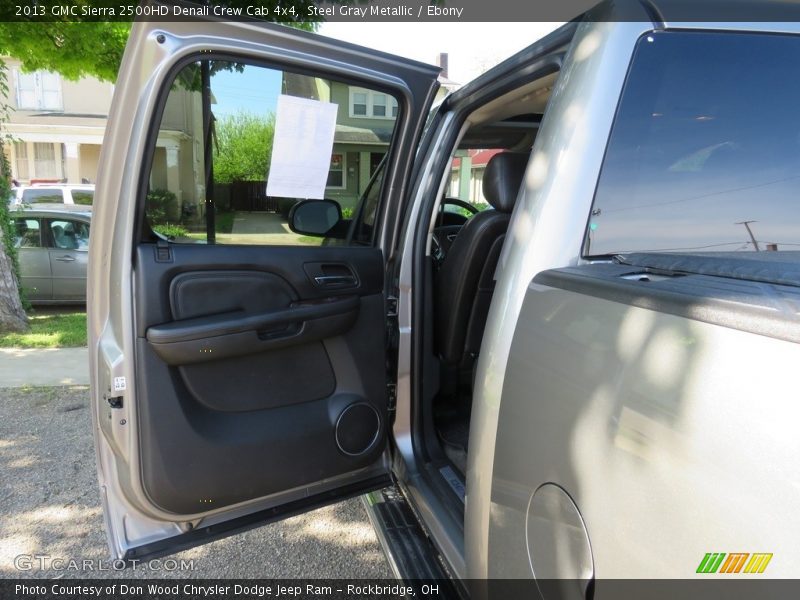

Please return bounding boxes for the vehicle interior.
[414,70,560,492]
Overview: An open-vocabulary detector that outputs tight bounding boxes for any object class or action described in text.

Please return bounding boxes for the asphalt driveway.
[0,385,391,579]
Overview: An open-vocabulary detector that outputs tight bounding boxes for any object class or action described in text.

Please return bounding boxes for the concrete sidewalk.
[218,211,309,245]
[0,347,89,388]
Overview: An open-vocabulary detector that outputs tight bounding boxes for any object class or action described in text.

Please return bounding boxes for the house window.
[14,142,30,181]
[352,92,367,116]
[15,70,63,111]
[372,94,387,117]
[349,87,398,119]
[33,143,57,178]
[326,153,345,189]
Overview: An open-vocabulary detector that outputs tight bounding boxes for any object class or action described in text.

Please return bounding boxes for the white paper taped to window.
[266,95,338,200]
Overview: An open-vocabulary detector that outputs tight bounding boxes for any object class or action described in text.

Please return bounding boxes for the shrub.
[152,223,190,239]
[146,188,179,224]
[214,112,275,184]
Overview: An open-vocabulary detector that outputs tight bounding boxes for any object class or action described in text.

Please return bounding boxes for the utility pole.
[736,221,760,251]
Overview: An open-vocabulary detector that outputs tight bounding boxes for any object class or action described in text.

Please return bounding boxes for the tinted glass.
[447,149,506,212]
[586,32,800,256]
[50,219,90,250]
[15,218,41,248]
[22,189,63,204]
[72,190,94,206]
[144,59,399,247]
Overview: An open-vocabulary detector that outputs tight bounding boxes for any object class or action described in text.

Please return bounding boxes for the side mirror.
[288,199,342,236]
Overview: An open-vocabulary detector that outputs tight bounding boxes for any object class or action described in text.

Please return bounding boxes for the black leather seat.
[434,152,528,396]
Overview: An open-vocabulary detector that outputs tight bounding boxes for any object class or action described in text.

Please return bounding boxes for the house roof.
[334,124,393,145]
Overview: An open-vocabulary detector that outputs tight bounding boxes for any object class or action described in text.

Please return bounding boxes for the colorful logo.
[696,553,772,574]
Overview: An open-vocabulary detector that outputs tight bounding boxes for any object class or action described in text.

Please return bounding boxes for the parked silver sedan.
[12,208,90,304]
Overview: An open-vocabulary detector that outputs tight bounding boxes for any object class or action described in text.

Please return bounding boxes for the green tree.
[0,4,319,82]
[0,8,320,333]
[0,22,131,82]
[214,111,275,184]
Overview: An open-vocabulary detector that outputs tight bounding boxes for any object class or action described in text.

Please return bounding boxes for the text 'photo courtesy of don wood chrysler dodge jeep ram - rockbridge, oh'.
[87,0,800,595]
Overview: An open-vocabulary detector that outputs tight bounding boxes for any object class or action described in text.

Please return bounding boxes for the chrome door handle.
[55,255,76,262]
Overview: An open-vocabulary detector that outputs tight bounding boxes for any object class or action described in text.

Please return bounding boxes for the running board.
[362,487,461,596]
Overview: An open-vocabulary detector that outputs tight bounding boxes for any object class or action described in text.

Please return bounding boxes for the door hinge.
[387,383,397,412]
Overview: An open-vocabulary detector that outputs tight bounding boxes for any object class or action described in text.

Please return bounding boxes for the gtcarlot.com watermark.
[14,554,196,572]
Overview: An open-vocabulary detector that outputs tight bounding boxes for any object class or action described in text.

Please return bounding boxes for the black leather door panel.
[137,338,383,514]
[170,270,295,320]
[179,342,335,412]
[147,295,360,365]
[132,244,387,514]
[133,244,383,338]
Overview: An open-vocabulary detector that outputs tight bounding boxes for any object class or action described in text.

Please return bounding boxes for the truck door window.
[142,59,400,247]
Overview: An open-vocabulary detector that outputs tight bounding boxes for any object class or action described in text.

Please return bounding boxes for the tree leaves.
[213,111,275,183]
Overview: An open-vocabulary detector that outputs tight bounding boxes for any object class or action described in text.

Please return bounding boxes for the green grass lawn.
[0,312,87,348]
[176,211,237,242]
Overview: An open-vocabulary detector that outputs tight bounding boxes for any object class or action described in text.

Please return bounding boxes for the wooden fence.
[219,181,279,212]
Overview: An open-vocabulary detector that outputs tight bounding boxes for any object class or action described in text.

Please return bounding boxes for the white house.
[1,58,112,184]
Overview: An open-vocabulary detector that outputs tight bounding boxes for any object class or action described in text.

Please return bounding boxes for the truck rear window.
[585,31,800,256]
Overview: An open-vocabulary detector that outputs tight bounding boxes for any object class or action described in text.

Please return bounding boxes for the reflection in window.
[72,190,94,206]
[22,189,62,204]
[587,32,800,256]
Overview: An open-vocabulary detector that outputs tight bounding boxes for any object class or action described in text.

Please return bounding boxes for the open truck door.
[88,9,439,560]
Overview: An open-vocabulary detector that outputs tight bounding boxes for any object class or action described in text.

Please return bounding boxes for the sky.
[209,22,564,120]
[318,22,564,85]
[211,67,281,117]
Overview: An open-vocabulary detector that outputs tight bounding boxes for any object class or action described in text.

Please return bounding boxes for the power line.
[600,173,800,214]
[614,240,753,253]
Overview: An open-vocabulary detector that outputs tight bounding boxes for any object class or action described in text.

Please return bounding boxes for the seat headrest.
[482,152,528,213]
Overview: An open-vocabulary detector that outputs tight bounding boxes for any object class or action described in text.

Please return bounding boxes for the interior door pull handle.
[55,255,76,262]
[314,275,356,286]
